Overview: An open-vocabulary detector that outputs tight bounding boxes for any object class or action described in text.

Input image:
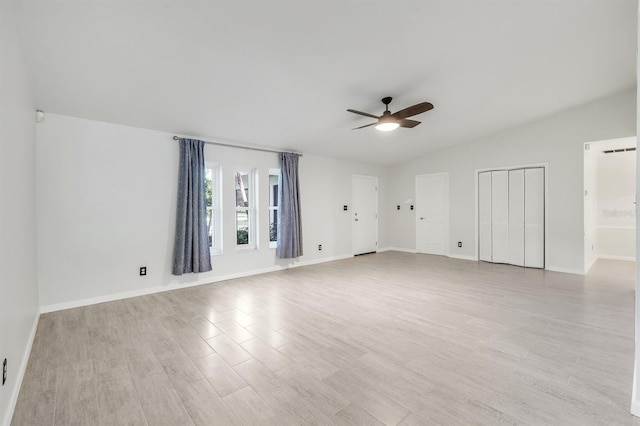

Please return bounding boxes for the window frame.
[205,162,223,255]
[268,168,281,249]
[234,168,258,251]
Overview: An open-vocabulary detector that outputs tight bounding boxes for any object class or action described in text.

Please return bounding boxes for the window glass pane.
[269,209,278,242]
[205,169,214,247]
[269,171,279,243]
[269,174,279,207]
[235,172,250,208]
[236,209,249,245]
[207,208,214,247]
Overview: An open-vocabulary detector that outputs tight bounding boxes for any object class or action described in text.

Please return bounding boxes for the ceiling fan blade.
[347,109,380,119]
[352,122,377,130]
[398,119,421,128]
[391,102,434,120]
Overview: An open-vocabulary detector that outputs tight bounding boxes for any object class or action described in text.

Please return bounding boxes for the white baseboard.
[447,253,477,261]
[3,311,40,426]
[39,254,355,314]
[545,266,585,275]
[598,254,636,262]
[631,399,640,417]
[379,247,417,254]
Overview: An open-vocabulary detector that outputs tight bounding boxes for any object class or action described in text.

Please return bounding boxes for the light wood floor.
[12,252,639,425]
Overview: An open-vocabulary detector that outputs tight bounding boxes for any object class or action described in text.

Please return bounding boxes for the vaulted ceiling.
[11,0,637,165]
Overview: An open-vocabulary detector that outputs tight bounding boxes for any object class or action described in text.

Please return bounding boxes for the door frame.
[415,172,449,255]
[474,163,548,267]
[351,175,379,256]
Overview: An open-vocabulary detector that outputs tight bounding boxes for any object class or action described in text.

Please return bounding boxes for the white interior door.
[352,175,378,255]
[478,172,492,261]
[508,169,525,266]
[491,170,509,263]
[525,168,545,268]
[416,173,448,255]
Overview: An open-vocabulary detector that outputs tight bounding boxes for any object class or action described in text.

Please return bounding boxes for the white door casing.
[352,175,378,255]
[416,173,449,255]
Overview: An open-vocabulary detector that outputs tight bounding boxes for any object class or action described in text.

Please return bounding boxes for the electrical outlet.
[343,205,348,211]
[410,205,414,210]
[140,267,147,276]
[3,358,7,385]
[397,205,400,210]
[458,242,462,248]
[318,244,323,251]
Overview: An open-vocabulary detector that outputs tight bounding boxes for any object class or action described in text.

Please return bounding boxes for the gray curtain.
[277,152,303,259]
[172,138,212,275]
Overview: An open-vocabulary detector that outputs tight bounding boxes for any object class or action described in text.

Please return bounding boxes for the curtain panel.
[277,152,303,259]
[172,138,212,275]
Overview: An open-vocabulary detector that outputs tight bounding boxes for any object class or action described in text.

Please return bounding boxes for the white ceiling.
[11,0,637,165]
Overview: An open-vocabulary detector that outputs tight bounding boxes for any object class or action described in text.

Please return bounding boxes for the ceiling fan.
[347,97,434,131]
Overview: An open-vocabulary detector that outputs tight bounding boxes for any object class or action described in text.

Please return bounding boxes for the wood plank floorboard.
[11,252,640,425]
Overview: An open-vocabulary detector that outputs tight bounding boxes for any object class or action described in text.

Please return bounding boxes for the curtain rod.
[172,136,303,157]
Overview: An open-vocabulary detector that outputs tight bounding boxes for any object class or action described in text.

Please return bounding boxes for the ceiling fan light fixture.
[375,121,400,131]
[348,97,433,131]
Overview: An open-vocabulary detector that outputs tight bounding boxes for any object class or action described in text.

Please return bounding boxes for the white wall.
[0,4,40,425]
[597,148,636,260]
[36,114,389,309]
[388,89,636,274]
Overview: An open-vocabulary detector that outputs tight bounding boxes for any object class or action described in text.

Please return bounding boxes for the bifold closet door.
[508,169,525,266]
[525,168,544,268]
[491,170,509,263]
[478,172,492,262]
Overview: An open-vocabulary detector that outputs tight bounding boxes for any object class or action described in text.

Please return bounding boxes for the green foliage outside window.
[237,229,249,245]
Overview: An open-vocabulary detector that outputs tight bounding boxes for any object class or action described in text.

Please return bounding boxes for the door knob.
[420,217,425,220]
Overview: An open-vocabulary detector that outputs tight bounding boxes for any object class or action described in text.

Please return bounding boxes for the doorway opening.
[583,137,637,273]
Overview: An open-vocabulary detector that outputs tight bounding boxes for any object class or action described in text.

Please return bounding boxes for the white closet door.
[525,168,544,268]
[491,170,509,263]
[478,172,492,262]
[508,169,525,266]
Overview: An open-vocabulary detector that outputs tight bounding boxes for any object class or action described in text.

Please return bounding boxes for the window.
[235,169,257,249]
[205,163,222,255]
[268,169,280,248]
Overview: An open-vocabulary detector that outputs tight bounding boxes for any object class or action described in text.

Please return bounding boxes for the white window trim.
[268,168,281,249]
[206,162,223,256]
[235,168,258,251]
